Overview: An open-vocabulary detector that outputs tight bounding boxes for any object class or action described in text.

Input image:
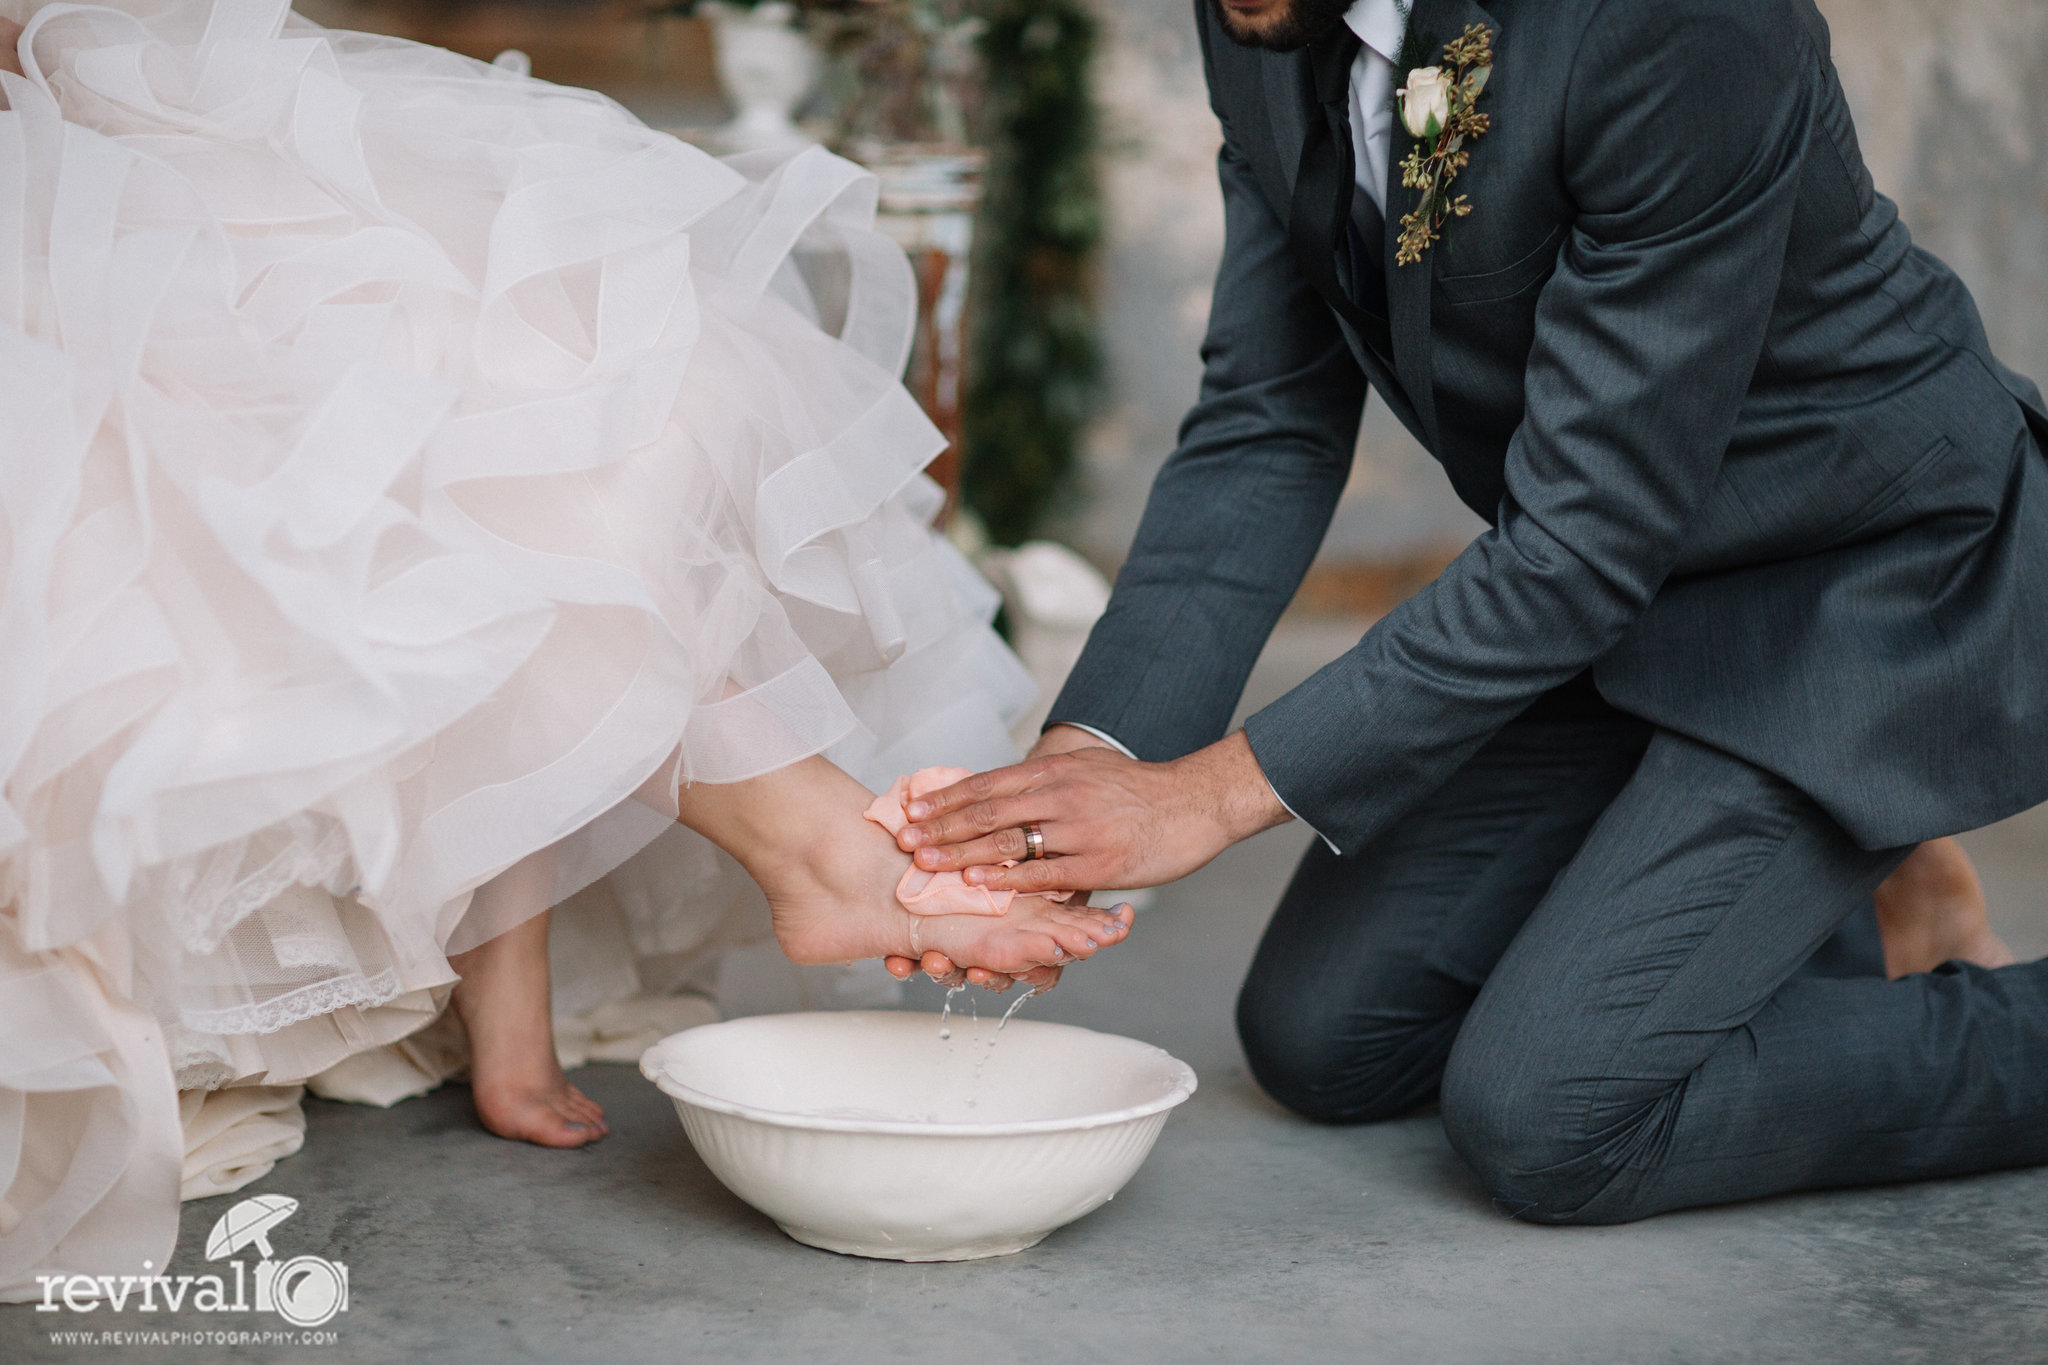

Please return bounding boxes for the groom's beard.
[1210,0,1354,52]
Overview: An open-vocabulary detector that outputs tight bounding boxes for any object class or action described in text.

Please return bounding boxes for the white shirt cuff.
[1262,777,1342,856]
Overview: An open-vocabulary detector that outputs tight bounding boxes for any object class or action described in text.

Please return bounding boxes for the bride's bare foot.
[1872,837,2016,979]
[674,756,1132,979]
[450,910,609,1148]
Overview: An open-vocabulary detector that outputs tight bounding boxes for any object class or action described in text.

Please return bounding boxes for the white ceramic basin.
[639,1010,1197,1261]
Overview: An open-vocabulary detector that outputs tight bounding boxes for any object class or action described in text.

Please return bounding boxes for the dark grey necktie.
[1289,26,1393,354]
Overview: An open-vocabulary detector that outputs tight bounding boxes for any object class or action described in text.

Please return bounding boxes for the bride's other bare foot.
[450,909,609,1148]
[1872,837,2017,979]
[674,756,1132,980]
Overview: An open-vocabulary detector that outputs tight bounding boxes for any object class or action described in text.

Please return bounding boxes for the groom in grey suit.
[892,0,2048,1222]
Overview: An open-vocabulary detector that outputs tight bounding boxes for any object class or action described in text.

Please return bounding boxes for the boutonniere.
[1394,24,1495,267]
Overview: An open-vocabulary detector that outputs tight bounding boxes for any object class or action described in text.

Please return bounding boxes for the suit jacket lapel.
[1263,41,1420,438]
[1384,0,1499,455]
[1264,56,1312,204]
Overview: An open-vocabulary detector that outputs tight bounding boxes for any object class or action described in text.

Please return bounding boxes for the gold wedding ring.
[1021,822,1046,860]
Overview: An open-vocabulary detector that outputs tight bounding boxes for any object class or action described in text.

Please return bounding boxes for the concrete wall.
[1825,0,2048,384]
[1064,0,2048,568]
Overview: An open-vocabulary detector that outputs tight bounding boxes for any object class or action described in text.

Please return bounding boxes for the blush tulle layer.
[0,0,1033,1297]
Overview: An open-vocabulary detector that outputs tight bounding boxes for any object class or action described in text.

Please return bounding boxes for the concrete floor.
[9,620,2048,1364]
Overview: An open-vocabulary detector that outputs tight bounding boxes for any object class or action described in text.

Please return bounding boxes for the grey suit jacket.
[1047,0,2048,852]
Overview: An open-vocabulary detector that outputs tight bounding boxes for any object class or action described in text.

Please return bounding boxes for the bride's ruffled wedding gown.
[0,0,1034,1296]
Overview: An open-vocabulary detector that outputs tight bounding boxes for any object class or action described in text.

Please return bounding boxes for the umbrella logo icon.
[206,1194,298,1261]
[205,1194,350,1329]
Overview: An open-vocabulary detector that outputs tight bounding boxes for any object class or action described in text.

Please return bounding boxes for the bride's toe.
[1036,922,1097,960]
[563,1089,608,1130]
[1052,903,1134,943]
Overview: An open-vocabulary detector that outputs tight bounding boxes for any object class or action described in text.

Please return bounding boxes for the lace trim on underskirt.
[177,967,403,1038]
[167,818,357,958]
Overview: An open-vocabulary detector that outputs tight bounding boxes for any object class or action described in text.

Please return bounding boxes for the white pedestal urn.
[702,1,820,154]
[863,145,984,517]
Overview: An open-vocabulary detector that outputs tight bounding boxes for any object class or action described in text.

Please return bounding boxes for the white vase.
[703,1,820,154]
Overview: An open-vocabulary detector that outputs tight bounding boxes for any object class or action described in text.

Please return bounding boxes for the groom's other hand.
[881,955,1064,994]
[895,731,1293,895]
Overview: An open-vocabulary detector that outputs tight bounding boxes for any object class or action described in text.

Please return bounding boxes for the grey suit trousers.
[1236,701,2048,1223]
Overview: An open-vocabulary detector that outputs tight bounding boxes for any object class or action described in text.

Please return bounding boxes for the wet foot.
[679,757,1132,978]
[766,797,1134,976]
[450,911,609,1148]
[1872,837,2016,979]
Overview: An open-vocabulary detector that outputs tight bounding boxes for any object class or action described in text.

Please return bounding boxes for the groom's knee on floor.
[1438,1033,1658,1226]
[1234,984,1458,1125]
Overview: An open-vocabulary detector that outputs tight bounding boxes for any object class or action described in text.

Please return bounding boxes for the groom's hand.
[881,955,1064,993]
[893,730,1292,896]
[877,726,1117,986]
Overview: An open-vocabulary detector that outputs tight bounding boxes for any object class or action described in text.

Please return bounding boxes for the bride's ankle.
[675,757,880,884]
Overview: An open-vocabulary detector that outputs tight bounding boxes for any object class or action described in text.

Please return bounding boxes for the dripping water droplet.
[973,986,1045,1084]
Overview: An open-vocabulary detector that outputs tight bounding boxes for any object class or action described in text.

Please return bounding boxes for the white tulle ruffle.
[0,0,1035,1295]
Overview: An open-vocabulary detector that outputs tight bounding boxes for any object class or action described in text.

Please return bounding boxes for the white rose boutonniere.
[1395,24,1496,267]
[1397,66,1454,141]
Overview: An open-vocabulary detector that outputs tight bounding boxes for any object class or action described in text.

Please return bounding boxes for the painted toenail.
[1084,939,1098,951]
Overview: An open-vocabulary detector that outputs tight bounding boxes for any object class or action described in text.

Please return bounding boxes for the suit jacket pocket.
[1817,435,1956,550]
[1436,224,1566,306]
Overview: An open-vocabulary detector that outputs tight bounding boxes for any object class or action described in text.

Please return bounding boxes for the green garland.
[961,0,1102,546]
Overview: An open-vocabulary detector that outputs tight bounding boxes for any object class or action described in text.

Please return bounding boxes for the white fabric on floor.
[177,1084,305,1202]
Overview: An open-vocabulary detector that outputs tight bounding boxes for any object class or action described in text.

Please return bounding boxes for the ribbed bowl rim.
[640,1013,1198,1138]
